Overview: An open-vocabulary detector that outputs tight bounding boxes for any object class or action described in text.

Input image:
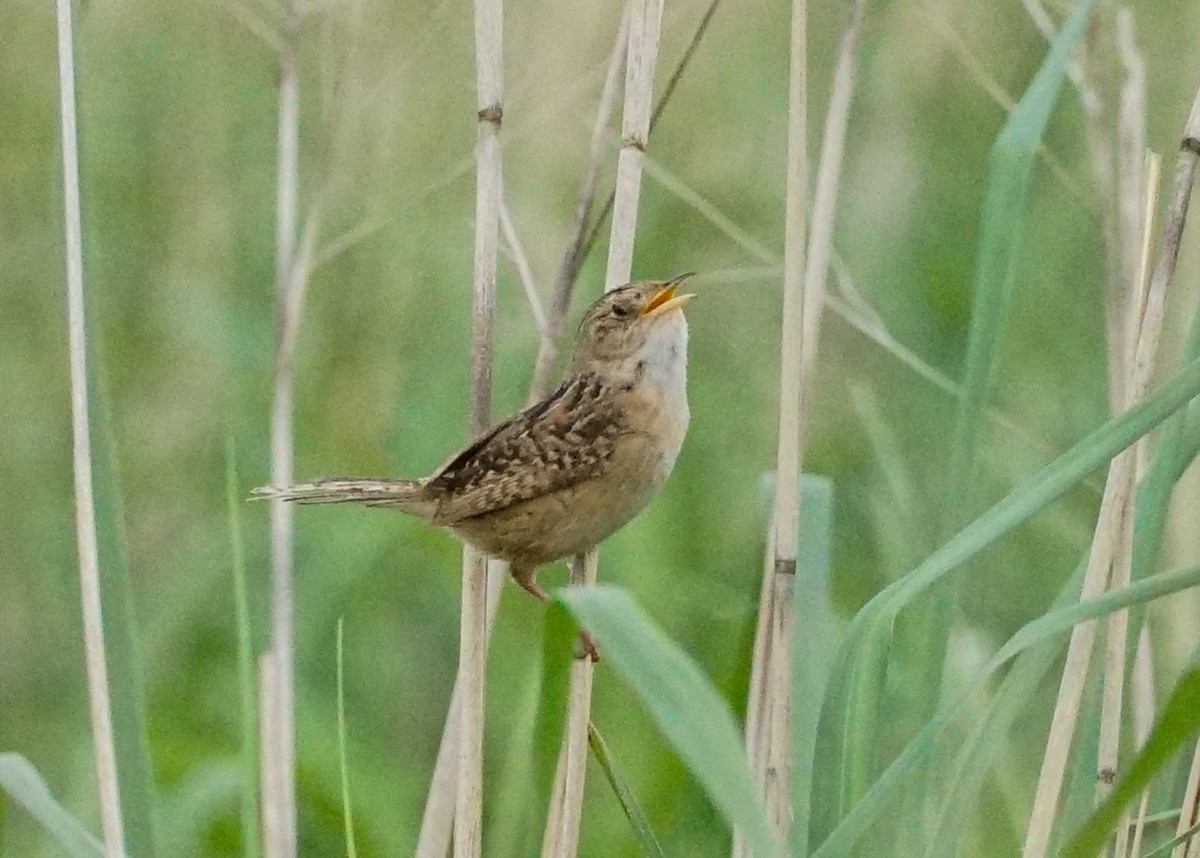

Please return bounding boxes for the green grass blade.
[1060,665,1200,858]
[225,438,262,858]
[556,585,779,858]
[792,475,836,858]
[942,0,1101,531]
[529,601,576,851]
[336,618,358,858]
[923,557,1087,857]
[906,0,1102,839]
[0,753,108,858]
[490,641,545,858]
[812,560,1200,857]
[87,307,158,858]
[813,353,1200,849]
[1140,818,1200,858]
[587,723,666,858]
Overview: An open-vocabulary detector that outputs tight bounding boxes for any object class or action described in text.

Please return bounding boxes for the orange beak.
[641,273,696,318]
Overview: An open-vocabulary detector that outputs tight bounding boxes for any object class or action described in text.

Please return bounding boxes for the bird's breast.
[619,315,690,477]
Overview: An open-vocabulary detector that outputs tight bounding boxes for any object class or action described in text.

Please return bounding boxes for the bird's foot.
[512,572,599,661]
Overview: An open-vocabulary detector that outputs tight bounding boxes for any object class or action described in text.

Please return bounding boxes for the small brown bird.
[255,274,694,652]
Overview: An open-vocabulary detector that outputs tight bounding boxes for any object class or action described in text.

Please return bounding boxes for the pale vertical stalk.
[416,14,625,853]
[1024,86,1200,858]
[763,0,809,835]
[546,2,665,853]
[265,6,302,855]
[258,655,281,857]
[542,552,599,858]
[54,1,125,854]
[1097,155,1157,856]
[603,0,664,290]
[742,1,870,850]
[454,0,503,854]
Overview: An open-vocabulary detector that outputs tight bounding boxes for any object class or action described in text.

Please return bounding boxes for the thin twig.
[527,3,631,403]
[500,199,548,337]
[454,0,503,854]
[54,0,125,853]
[1023,84,1200,858]
[265,7,304,855]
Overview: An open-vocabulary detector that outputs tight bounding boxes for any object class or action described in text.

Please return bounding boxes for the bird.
[254,274,695,658]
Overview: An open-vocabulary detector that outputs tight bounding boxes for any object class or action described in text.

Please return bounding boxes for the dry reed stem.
[453,0,504,854]
[1097,155,1157,854]
[749,0,865,848]
[1023,85,1200,858]
[577,0,726,276]
[603,0,664,291]
[54,1,126,853]
[264,7,305,855]
[415,14,628,853]
[542,551,599,858]
[258,655,282,857]
[546,1,665,851]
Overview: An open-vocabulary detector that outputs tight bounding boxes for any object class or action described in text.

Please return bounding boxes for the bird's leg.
[511,567,599,662]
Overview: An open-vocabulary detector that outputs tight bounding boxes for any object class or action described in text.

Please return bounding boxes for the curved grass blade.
[587,722,666,858]
[556,585,779,858]
[1060,665,1200,858]
[817,2,1105,831]
[812,559,1200,857]
[812,352,1200,853]
[0,753,109,858]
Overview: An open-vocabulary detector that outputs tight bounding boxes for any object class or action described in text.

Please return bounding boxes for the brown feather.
[425,372,625,524]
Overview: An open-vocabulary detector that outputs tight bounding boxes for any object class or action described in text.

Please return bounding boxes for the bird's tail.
[252,478,436,518]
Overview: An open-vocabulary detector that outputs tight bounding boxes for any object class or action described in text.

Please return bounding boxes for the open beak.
[641,272,697,318]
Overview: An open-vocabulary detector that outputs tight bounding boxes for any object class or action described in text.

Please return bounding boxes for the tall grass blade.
[813,559,1200,857]
[812,351,1200,848]
[908,0,1102,752]
[791,475,835,858]
[587,723,666,858]
[0,753,108,858]
[556,586,779,858]
[1060,665,1200,858]
[225,439,261,858]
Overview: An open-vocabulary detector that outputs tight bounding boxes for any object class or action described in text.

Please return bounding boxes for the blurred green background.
[4,0,1200,855]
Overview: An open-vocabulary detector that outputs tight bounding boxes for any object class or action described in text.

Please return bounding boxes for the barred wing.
[427,373,623,524]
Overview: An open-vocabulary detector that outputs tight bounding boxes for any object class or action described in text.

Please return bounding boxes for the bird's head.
[571,273,695,373]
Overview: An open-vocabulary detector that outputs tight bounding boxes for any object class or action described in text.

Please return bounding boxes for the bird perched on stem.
[254,274,695,658]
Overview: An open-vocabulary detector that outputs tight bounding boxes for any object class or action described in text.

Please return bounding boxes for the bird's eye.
[611,304,631,318]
